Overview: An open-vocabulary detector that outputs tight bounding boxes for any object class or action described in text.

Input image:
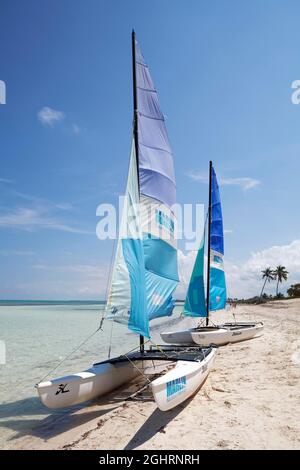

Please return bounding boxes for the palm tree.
[274,265,289,297]
[260,267,275,298]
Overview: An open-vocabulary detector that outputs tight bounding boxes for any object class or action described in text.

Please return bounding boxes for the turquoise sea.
[0,301,185,448]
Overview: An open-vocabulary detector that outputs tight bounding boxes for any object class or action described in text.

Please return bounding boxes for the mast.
[132,29,144,353]
[131,30,140,190]
[206,161,213,326]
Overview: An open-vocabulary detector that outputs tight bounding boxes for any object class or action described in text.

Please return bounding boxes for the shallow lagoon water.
[0,301,185,448]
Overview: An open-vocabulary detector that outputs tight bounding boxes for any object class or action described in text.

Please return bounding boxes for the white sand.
[10,299,300,450]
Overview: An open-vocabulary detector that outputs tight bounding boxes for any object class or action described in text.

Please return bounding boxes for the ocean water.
[0,301,186,448]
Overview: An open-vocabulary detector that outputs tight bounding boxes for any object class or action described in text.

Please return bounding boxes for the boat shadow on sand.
[122,376,210,450]
[123,390,193,450]
[0,378,156,445]
[0,397,116,443]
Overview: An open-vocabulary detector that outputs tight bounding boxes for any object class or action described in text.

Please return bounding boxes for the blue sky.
[0,0,299,299]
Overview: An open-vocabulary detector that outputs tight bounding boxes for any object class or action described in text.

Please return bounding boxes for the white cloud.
[219,177,260,190]
[0,250,35,257]
[186,171,260,191]
[54,202,74,211]
[12,278,105,300]
[176,240,300,300]
[9,189,74,212]
[32,263,100,277]
[38,106,65,126]
[27,263,108,299]
[0,184,91,234]
[186,172,207,183]
[0,207,92,234]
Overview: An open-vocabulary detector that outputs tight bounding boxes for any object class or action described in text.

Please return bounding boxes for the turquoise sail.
[106,141,149,338]
[183,230,206,317]
[209,166,227,311]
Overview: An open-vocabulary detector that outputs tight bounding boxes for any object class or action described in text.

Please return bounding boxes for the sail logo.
[0,80,6,104]
[166,376,186,401]
[210,250,224,272]
[155,210,174,234]
[213,255,223,264]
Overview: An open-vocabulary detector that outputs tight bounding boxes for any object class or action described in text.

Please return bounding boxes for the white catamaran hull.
[36,348,216,411]
[161,323,264,347]
[36,361,140,409]
[151,348,216,411]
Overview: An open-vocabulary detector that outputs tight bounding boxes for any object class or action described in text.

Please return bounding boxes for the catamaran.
[36,32,216,412]
[161,161,263,347]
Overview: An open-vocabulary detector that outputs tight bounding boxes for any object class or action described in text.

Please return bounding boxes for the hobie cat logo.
[0,80,6,105]
[55,383,70,395]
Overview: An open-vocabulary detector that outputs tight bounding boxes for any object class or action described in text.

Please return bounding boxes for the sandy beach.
[6,299,300,450]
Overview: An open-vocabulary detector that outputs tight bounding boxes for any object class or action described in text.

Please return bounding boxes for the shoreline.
[4,299,300,450]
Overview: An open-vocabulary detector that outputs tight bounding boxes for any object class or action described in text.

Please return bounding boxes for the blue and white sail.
[209,166,226,311]
[183,230,206,317]
[106,37,178,336]
[136,40,179,320]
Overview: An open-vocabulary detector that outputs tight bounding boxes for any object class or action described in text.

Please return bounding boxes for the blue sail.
[183,230,206,317]
[209,166,226,311]
[135,39,179,321]
[135,42,176,209]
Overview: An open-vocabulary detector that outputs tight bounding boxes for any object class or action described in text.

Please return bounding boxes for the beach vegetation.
[287,283,300,298]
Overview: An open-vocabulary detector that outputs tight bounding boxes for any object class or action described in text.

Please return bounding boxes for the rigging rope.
[35,325,102,386]
[121,339,152,383]
[122,352,152,384]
